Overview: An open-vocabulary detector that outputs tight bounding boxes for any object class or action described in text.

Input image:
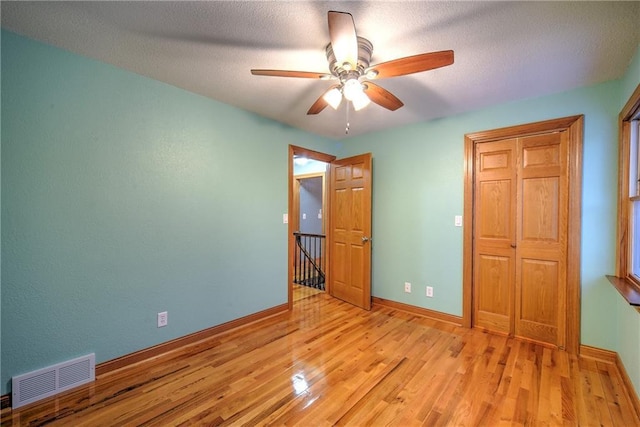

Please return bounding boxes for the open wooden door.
[328,153,372,310]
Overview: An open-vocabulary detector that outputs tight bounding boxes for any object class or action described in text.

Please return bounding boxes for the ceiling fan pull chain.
[345,102,350,134]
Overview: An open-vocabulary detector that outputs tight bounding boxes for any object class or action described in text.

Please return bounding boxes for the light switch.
[283,213,288,224]
[454,215,463,227]
[303,213,307,219]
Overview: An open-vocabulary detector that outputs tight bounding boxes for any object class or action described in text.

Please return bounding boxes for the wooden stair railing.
[293,232,326,290]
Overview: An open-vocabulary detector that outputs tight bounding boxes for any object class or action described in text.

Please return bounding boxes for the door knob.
[510,244,516,249]
[362,236,370,243]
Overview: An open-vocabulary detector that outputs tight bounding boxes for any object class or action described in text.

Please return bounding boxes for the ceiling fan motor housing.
[326,36,373,79]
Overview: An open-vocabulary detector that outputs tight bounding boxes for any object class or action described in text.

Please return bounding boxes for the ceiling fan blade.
[308,85,342,115]
[363,82,404,111]
[307,85,336,115]
[328,11,358,69]
[251,69,331,79]
[307,96,328,115]
[367,50,454,79]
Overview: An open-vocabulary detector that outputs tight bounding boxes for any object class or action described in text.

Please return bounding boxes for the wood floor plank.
[598,361,637,427]
[573,354,603,425]
[498,341,526,423]
[2,293,638,426]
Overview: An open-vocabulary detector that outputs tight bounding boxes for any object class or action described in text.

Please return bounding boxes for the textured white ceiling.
[2,1,639,139]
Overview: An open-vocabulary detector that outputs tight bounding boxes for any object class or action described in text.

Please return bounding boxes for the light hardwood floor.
[293,283,324,302]
[2,292,639,426]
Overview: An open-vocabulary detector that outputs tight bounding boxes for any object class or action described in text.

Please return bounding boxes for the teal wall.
[0,31,337,394]
[2,29,638,400]
[338,48,639,396]
[616,45,640,395]
[340,82,620,339]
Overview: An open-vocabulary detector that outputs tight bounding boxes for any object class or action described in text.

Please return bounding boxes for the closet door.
[473,131,568,348]
[515,132,568,348]
[473,139,517,335]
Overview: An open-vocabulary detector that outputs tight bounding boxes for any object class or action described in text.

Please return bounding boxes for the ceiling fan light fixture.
[351,90,371,111]
[342,78,363,101]
[323,87,343,109]
[365,69,378,79]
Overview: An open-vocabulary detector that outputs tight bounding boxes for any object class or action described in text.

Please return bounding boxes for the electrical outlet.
[426,286,434,298]
[404,282,411,293]
[157,311,168,328]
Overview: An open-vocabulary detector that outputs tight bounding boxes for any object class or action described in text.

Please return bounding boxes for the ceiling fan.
[251,11,454,115]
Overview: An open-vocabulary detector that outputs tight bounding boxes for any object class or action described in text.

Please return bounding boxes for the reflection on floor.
[3,292,639,426]
[293,284,324,302]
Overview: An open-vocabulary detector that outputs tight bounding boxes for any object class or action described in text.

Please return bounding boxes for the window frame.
[614,83,640,308]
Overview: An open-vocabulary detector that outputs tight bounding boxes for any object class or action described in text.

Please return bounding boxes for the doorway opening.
[293,163,327,301]
[288,146,336,308]
[288,145,374,310]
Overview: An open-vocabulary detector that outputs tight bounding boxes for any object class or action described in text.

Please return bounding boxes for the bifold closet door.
[473,139,517,336]
[514,132,568,348]
[473,131,568,348]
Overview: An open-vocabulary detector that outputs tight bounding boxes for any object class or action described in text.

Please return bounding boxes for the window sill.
[606,275,640,311]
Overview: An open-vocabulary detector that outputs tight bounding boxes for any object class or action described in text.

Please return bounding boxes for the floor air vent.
[12,353,95,409]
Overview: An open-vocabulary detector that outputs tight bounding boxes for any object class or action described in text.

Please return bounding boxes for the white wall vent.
[12,353,95,409]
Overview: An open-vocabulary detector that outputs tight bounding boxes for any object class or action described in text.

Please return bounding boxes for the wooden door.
[329,153,372,310]
[473,139,517,335]
[515,132,568,347]
[473,132,568,347]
